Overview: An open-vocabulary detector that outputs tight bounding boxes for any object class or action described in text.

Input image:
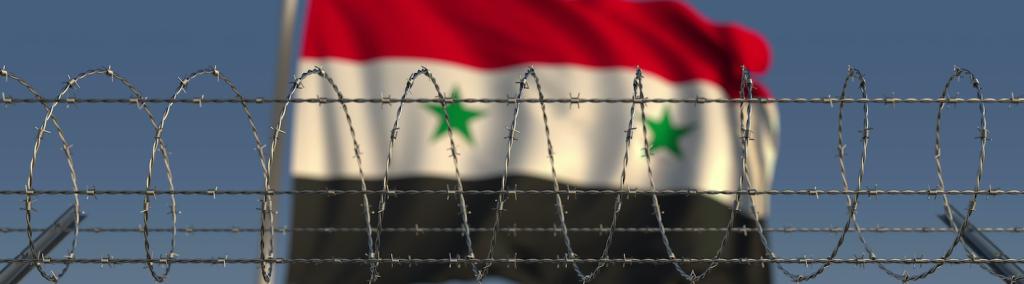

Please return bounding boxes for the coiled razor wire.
[6,225,1024,234]
[10,97,1024,104]
[845,67,989,282]
[288,66,377,282]
[755,67,871,282]
[473,67,630,282]
[0,65,1020,283]
[1,188,1022,196]
[639,67,732,282]
[3,257,1024,265]
[7,69,81,283]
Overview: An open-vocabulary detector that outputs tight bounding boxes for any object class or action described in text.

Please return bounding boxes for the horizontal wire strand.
[0,226,1021,234]
[2,188,1020,195]
[2,66,1022,282]
[4,258,1024,265]
[5,97,1024,104]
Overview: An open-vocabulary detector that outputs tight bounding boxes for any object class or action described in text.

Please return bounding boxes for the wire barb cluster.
[0,65,1018,283]
[3,66,284,283]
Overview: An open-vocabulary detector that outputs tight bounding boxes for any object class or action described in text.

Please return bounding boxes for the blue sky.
[1,1,1023,283]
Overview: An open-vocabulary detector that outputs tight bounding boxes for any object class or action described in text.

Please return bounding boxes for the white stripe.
[290,57,779,216]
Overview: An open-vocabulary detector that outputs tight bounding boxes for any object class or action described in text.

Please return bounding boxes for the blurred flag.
[288,0,779,283]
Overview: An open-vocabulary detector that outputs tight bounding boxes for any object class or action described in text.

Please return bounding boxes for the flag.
[288,1,779,283]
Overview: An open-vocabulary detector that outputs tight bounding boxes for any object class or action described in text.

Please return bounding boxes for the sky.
[1,1,1023,283]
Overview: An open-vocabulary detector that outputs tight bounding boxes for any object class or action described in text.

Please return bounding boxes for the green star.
[645,108,693,158]
[426,87,483,143]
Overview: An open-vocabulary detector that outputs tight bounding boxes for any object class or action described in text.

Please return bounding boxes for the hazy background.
[1,1,1022,283]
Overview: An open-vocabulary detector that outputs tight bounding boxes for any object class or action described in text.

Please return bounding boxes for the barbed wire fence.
[0,64,1018,283]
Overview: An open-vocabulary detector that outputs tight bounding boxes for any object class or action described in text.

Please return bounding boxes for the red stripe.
[301,0,771,98]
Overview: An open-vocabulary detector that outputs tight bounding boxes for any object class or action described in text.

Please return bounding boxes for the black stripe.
[287,176,770,284]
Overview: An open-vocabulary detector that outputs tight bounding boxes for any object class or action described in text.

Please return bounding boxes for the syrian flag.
[287,1,779,283]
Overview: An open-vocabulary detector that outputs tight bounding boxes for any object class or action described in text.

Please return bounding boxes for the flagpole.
[263,0,299,283]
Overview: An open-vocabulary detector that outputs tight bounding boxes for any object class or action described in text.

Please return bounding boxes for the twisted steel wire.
[2,65,1021,283]
[762,67,871,282]
[262,66,296,283]
[0,257,1021,265]
[750,67,871,282]
[475,68,526,280]
[5,225,1024,234]
[378,67,482,283]
[1,188,1022,196]
[5,66,280,283]
[473,67,632,283]
[9,97,1024,104]
[288,67,378,281]
[513,67,626,283]
[151,66,273,282]
[962,246,1024,283]
[5,69,81,283]
[27,67,179,283]
[844,67,989,282]
[634,68,734,282]
[156,66,276,282]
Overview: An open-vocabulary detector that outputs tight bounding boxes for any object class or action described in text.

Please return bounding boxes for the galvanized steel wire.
[0,65,1021,283]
